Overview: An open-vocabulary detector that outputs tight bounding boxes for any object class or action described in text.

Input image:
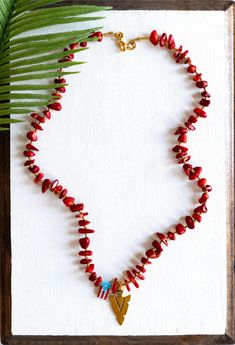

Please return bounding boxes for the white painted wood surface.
[11,10,230,335]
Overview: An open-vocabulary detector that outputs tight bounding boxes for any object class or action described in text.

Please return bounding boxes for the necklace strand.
[23,29,212,324]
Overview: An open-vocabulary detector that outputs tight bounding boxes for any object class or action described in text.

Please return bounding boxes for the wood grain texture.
[56,0,234,11]
[2,334,235,345]
[225,3,235,341]
[1,1,234,344]
[0,131,11,342]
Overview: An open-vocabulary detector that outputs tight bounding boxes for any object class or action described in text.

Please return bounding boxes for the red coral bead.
[80,41,87,47]
[184,122,195,131]
[198,178,207,187]
[194,203,207,214]
[178,156,190,164]
[26,131,38,141]
[178,134,187,143]
[201,91,211,98]
[89,31,103,42]
[193,73,202,81]
[125,280,131,291]
[69,43,78,50]
[199,98,210,107]
[193,108,207,118]
[34,173,44,183]
[167,231,176,240]
[175,127,187,135]
[43,110,51,119]
[54,185,63,194]
[31,122,43,131]
[176,152,187,159]
[79,250,93,256]
[126,271,139,288]
[185,57,191,64]
[136,265,146,273]
[48,102,62,111]
[150,30,159,45]
[29,165,40,174]
[56,87,66,93]
[89,272,97,281]
[188,115,197,123]
[95,31,103,42]
[50,179,59,191]
[31,113,45,123]
[152,240,163,252]
[132,269,145,280]
[141,257,151,265]
[172,145,188,153]
[78,228,95,234]
[55,77,66,84]
[35,115,45,123]
[126,270,134,280]
[183,163,192,176]
[76,212,88,219]
[173,45,182,58]
[85,264,94,273]
[78,219,90,226]
[185,216,195,229]
[63,196,75,207]
[80,258,92,265]
[59,189,67,199]
[159,33,167,47]
[176,50,188,63]
[176,224,186,235]
[112,278,118,293]
[70,203,84,212]
[95,276,102,287]
[157,232,168,246]
[137,273,145,281]
[199,193,209,203]
[167,34,175,49]
[26,143,39,151]
[196,80,208,88]
[24,150,35,157]
[146,249,161,259]
[189,166,202,180]
[201,204,207,213]
[24,159,35,166]
[187,65,197,73]
[192,213,202,222]
[42,179,51,193]
[203,184,212,192]
[63,48,74,59]
[31,112,40,118]
[79,237,90,249]
[145,249,156,258]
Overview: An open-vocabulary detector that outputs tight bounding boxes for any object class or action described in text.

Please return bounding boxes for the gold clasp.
[103,31,149,52]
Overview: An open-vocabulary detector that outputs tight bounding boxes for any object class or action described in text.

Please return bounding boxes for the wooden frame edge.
[0,131,12,343]
[1,1,234,344]
[1,334,235,345]
[225,0,235,341]
[61,0,234,11]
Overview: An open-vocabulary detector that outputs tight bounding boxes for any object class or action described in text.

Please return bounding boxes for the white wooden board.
[11,10,230,336]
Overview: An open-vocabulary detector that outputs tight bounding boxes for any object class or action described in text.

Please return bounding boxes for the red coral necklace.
[23,29,212,325]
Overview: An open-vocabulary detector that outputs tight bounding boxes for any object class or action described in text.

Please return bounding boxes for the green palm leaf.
[0,1,111,130]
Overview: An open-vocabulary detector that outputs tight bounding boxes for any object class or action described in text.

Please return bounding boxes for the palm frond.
[0,0,111,130]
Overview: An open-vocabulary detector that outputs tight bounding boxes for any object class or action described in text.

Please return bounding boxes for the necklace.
[23,29,212,325]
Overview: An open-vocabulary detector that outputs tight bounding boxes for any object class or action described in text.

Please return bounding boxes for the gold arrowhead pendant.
[109,282,131,325]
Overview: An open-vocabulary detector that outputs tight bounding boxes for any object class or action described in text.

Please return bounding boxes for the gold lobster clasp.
[103,31,149,52]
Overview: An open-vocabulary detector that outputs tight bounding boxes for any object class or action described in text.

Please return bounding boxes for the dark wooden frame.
[0,1,234,344]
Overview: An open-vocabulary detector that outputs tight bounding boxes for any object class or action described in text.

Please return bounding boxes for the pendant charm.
[109,282,131,325]
[97,281,111,300]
